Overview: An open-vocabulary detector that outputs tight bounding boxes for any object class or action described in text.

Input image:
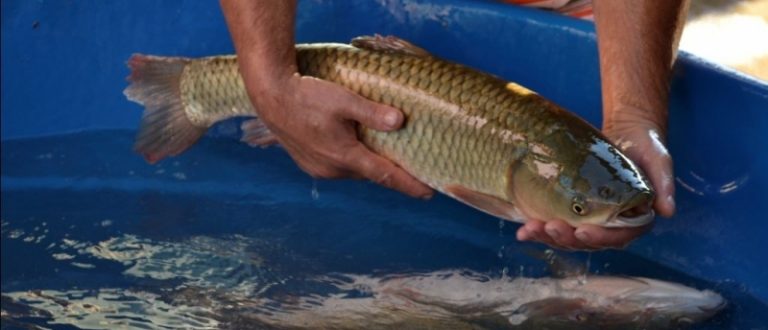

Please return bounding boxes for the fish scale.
[293,45,521,196]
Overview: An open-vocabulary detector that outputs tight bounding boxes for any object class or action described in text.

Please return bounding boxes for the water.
[1,131,766,329]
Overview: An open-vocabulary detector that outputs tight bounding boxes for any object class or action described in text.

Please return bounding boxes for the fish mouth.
[605,192,655,228]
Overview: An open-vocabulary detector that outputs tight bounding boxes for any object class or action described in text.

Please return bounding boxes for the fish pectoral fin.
[515,297,588,318]
[444,184,523,223]
[351,35,432,57]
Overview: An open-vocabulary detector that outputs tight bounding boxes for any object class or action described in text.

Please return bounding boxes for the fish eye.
[571,199,588,216]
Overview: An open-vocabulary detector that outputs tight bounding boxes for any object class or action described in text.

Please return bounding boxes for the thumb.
[643,132,675,218]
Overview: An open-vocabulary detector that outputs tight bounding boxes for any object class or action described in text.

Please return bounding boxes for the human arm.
[219,0,433,198]
[518,0,689,250]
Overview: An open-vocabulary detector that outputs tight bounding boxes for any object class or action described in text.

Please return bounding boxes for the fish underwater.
[0,231,726,329]
[249,270,726,330]
[124,35,655,228]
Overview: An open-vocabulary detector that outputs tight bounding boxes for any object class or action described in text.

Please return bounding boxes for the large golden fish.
[124,35,654,228]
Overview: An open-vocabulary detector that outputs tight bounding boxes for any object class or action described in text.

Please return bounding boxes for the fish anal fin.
[351,34,431,57]
[444,184,523,222]
[240,118,278,148]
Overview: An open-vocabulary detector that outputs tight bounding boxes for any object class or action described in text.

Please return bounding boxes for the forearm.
[220,0,298,95]
[593,0,688,132]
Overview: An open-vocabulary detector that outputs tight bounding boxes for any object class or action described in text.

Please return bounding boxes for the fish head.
[511,133,655,228]
[517,276,726,329]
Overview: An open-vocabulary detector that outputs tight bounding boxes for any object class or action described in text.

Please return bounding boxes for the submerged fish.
[124,35,654,227]
[250,270,726,329]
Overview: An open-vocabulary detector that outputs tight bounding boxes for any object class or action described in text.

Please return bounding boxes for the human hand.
[248,73,434,199]
[517,219,652,251]
[517,0,683,251]
[603,115,675,218]
[516,109,670,251]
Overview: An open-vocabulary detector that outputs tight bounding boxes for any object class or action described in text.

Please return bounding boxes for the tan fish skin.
[124,35,654,228]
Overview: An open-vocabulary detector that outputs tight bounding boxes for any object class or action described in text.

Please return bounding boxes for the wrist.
[238,54,300,110]
[603,103,668,137]
[238,49,298,90]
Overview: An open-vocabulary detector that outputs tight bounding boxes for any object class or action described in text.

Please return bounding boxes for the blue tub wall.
[2,0,767,304]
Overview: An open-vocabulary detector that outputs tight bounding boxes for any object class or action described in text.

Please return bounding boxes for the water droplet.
[311,180,320,200]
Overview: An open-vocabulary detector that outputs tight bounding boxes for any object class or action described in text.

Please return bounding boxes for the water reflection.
[2,230,724,329]
[676,171,750,197]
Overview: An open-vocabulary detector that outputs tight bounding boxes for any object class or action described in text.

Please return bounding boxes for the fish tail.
[124,54,206,164]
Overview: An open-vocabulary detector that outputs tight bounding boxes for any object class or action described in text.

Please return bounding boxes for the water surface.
[2,131,766,329]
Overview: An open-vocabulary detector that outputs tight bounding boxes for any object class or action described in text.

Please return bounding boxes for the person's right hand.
[248,73,434,199]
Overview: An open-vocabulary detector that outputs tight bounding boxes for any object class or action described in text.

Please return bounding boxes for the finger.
[518,221,570,250]
[518,220,546,241]
[338,92,404,132]
[544,220,593,250]
[516,221,537,241]
[574,223,651,249]
[345,144,433,199]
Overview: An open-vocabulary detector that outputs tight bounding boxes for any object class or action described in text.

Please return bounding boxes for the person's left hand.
[516,110,670,251]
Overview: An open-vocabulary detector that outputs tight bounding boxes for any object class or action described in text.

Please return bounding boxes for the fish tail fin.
[240,119,277,148]
[124,54,206,164]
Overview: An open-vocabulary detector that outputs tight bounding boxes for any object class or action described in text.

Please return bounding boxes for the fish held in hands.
[124,35,654,228]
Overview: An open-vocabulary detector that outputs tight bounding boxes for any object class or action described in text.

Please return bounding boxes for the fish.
[124,34,655,228]
[248,269,726,329]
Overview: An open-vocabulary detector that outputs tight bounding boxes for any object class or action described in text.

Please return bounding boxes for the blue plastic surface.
[2,0,768,324]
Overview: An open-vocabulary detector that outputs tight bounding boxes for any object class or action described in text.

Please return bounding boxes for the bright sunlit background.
[681,0,768,81]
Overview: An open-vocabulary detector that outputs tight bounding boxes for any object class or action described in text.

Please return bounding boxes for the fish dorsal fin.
[351,34,432,57]
[444,184,523,223]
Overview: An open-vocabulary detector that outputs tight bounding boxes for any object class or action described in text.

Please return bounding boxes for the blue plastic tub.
[2,0,767,328]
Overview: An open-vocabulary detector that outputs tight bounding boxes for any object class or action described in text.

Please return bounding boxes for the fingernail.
[384,112,400,127]
[575,231,590,242]
[545,227,560,239]
[667,195,675,209]
[420,192,434,200]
